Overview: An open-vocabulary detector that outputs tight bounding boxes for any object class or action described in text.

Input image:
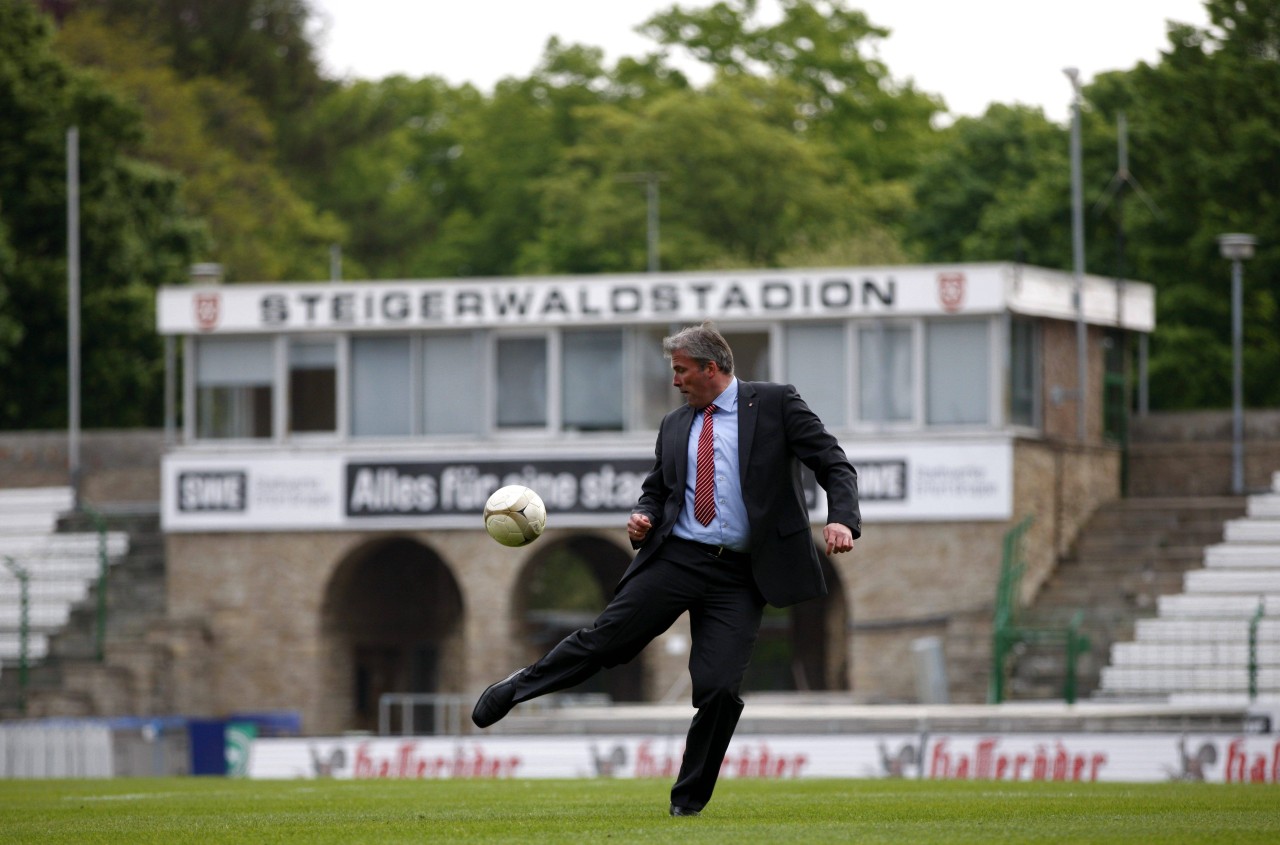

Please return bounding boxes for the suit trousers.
[509,538,766,810]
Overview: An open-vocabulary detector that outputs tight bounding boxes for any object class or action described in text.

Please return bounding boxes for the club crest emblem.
[937,272,965,313]
[194,292,221,331]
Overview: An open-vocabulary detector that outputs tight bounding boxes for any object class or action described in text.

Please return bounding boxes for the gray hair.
[662,322,735,375]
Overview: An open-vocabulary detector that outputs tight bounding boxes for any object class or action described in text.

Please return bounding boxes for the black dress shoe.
[669,805,701,817]
[471,668,523,728]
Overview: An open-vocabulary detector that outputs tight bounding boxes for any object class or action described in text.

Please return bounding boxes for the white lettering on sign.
[178,472,246,512]
[348,468,439,513]
[856,461,907,501]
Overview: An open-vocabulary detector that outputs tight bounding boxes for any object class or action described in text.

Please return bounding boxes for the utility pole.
[617,172,665,272]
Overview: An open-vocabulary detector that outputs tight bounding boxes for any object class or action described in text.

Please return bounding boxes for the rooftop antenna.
[1092,112,1161,448]
[1093,112,1161,301]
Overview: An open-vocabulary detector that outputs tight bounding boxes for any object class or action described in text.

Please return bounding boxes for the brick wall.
[1128,410,1280,496]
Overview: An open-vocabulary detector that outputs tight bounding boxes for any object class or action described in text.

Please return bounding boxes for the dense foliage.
[2,0,1277,428]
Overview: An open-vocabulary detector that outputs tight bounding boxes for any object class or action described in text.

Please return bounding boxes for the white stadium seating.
[1098,472,1280,699]
[0,488,129,670]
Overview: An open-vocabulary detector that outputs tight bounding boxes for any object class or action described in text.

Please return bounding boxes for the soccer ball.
[483,485,547,547]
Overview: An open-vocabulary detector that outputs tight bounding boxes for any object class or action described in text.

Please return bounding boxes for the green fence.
[989,515,1090,704]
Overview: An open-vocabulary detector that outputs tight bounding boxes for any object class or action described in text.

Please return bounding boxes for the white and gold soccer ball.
[483,485,547,547]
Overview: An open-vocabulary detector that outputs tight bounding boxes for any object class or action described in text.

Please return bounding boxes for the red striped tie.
[693,404,717,526]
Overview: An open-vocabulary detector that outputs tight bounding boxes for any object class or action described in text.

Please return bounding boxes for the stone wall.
[839,439,1120,704]
[0,430,163,503]
[1128,410,1280,496]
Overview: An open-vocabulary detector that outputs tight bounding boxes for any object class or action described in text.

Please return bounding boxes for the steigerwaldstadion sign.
[156,263,1154,334]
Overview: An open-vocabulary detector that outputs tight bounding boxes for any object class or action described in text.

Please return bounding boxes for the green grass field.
[2,777,1277,844]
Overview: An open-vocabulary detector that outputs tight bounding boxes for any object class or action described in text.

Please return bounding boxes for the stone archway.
[513,533,643,702]
[745,554,849,692]
[319,536,464,732]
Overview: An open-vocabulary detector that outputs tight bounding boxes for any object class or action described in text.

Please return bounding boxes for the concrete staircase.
[1007,495,1245,700]
[0,501,168,718]
[1097,472,1280,702]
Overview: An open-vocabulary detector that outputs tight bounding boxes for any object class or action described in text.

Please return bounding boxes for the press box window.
[350,336,412,437]
[637,325,676,429]
[423,333,483,435]
[859,325,914,424]
[1009,318,1038,428]
[195,337,274,439]
[563,330,623,432]
[288,339,337,434]
[720,331,770,381]
[926,320,990,425]
[497,337,548,428]
[786,324,847,428]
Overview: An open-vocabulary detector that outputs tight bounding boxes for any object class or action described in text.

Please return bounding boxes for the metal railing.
[989,516,1090,704]
[2,555,30,714]
[1248,598,1265,702]
[378,693,470,737]
[84,505,110,662]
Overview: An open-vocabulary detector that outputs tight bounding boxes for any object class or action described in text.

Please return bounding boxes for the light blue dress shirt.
[672,379,750,552]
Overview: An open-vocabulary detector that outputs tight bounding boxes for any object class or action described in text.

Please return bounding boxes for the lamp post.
[1065,68,1087,443]
[1217,233,1256,495]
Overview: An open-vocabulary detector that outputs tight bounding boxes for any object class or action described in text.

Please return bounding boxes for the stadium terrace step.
[1098,665,1280,694]
[1155,593,1277,618]
[0,532,129,559]
[1133,617,1280,642]
[1223,519,1280,543]
[1247,494,1280,519]
[1008,496,1245,702]
[0,631,50,661]
[1,556,112,581]
[1203,544,1280,568]
[0,487,74,531]
[1183,569,1280,593]
[0,581,89,605]
[0,504,167,718]
[1110,641,1280,667]
[0,603,72,630]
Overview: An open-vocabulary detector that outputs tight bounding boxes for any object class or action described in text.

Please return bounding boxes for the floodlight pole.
[1065,69,1087,444]
[1218,233,1256,495]
[67,126,82,509]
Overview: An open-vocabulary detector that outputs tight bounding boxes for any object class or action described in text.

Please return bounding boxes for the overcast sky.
[309,1,1212,124]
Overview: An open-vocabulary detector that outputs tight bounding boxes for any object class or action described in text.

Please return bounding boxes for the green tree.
[1,0,204,428]
[55,9,343,281]
[640,0,943,181]
[907,104,1077,266]
[1086,0,1280,409]
[518,81,886,273]
[284,74,479,279]
[82,0,328,122]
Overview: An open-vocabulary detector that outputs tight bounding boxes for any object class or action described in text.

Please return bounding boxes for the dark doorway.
[322,538,463,732]
[744,554,849,692]
[516,535,643,702]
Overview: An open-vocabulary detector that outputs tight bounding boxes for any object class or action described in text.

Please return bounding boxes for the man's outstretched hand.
[823,523,855,555]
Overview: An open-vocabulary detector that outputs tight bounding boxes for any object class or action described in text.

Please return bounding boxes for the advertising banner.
[246,733,1280,784]
[161,440,1012,532]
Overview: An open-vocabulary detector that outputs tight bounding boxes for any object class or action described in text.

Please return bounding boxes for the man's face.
[670,350,719,409]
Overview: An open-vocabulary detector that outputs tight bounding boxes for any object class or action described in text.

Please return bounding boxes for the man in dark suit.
[472,322,860,816]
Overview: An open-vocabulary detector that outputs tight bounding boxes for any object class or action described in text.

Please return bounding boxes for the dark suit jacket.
[621,381,861,608]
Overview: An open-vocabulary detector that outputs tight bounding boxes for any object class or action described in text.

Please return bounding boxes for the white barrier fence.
[0,722,113,778]
[246,732,1280,784]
